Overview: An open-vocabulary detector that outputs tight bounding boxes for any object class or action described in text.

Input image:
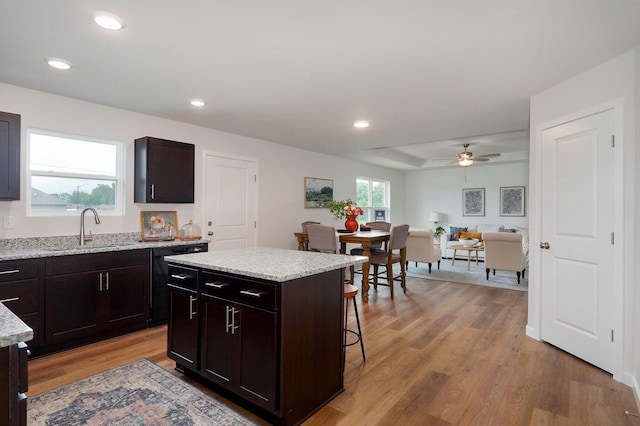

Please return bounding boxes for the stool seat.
[344,283,358,298]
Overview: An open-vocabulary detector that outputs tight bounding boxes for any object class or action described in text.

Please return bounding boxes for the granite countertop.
[0,232,208,261]
[0,303,33,348]
[167,246,367,282]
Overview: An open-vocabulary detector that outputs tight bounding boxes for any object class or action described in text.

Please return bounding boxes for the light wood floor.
[29,276,639,425]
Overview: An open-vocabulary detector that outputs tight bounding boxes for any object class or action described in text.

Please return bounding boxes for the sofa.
[438,224,529,261]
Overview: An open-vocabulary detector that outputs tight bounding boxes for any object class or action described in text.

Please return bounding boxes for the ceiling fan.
[435,144,501,167]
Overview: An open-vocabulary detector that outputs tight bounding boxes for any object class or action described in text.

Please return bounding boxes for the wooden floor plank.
[28,276,638,425]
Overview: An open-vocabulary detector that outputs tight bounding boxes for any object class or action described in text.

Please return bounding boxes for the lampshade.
[429,211,443,222]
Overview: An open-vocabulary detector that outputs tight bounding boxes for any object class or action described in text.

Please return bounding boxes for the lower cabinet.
[0,342,29,426]
[44,250,150,348]
[167,266,199,369]
[200,294,278,411]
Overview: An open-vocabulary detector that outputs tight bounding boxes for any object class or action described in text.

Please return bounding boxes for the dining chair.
[367,224,410,299]
[349,221,391,255]
[306,224,365,362]
[301,220,320,233]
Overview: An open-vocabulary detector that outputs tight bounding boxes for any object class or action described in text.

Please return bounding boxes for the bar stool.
[344,283,365,363]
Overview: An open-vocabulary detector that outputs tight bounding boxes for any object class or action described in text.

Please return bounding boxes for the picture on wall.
[462,188,485,216]
[304,177,333,208]
[500,186,525,216]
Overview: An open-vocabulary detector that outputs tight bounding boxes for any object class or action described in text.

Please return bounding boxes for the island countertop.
[166,246,367,282]
[0,303,33,348]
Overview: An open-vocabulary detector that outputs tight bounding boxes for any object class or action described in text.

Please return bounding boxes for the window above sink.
[27,129,124,217]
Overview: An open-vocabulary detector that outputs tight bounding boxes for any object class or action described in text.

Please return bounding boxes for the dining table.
[294,229,391,303]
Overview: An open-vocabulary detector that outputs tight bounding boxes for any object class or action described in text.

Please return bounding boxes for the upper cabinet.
[0,111,21,201]
[134,136,195,203]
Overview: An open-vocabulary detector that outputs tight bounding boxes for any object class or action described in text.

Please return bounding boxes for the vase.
[344,215,359,231]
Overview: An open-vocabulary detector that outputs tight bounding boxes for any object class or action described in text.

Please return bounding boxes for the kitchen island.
[166,247,366,426]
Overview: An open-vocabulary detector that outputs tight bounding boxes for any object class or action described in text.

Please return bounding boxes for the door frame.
[527,99,626,382]
[201,150,260,247]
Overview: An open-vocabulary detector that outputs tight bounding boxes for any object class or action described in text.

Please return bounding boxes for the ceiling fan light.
[458,158,474,167]
[189,99,206,107]
[353,120,370,128]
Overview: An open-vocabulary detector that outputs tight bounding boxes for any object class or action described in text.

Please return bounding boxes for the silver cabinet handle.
[225,306,239,334]
[150,184,155,200]
[189,295,197,320]
[0,269,20,275]
[230,306,238,334]
[240,290,261,298]
[0,297,19,304]
[99,273,103,291]
[105,272,109,290]
[170,274,188,280]
[225,305,232,333]
[205,282,224,288]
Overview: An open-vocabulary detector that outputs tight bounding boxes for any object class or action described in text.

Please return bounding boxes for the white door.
[540,108,615,373]
[204,154,257,251]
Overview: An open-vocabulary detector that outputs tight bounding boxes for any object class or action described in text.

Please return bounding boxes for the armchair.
[405,229,441,273]
[483,232,527,284]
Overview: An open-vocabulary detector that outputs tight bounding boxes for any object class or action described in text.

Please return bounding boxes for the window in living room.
[356,177,390,222]
[27,129,124,216]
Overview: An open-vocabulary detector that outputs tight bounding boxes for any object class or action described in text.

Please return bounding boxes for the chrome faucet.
[80,208,101,245]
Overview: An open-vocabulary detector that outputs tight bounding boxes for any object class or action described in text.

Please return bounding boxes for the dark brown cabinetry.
[134,136,194,203]
[0,259,42,349]
[167,263,344,426]
[0,342,29,426]
[200,272,278,411]
[167,265,199,369]
[0,111,20,200]
[45,250,150,348]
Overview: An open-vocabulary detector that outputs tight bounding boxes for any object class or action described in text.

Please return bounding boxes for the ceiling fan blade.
[473,157,491,162]
[479,153,501,158]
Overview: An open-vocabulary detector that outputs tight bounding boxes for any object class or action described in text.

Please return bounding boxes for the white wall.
[0,83,406,249]
[529,49,637,391]
[405,162,529,230]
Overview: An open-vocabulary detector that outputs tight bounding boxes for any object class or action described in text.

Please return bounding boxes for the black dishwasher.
[149,243,208,326]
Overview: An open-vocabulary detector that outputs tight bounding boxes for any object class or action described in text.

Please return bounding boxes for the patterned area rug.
[405,259,528,291]
[28,358,257,425]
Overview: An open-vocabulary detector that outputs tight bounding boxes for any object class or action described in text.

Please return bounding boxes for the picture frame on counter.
[140,211,178,241]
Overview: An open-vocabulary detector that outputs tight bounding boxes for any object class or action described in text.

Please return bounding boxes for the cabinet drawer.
[167,265,198,292]
[0,279,38,314]
[202,272,279,311]
[46,249,150,276]
[0,259,38,283]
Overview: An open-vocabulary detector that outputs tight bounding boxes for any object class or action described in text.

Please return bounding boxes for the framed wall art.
[462,188,485,216]
[140,211,178,241]
[304,177,333,208]
[500,186,525,216]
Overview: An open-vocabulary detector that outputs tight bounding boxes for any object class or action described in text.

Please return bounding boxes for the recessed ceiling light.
[353,120,370,128]
[93,11,125,30]
[189,99,206,107]
[46,57,72,70]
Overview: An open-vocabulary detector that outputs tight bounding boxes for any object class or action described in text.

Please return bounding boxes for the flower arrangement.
[344,204,364,217]
[327,198,363,220]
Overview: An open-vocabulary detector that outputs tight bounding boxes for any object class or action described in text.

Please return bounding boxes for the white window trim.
[26,128,125,217]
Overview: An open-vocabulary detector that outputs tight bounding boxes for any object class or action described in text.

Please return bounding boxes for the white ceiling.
[2,1,640,170]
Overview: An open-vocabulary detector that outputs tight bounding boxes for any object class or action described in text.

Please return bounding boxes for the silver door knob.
[207,231,214,236]
[540,242,550,249]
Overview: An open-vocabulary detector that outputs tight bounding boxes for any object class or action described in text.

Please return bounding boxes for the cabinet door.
[200,295,236,386]
[135,137,194,203]
[105,265,149,329]
[45,272,101,344]
[0,111,20,200]
[167,285,199,369]
[236,304,278,411]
